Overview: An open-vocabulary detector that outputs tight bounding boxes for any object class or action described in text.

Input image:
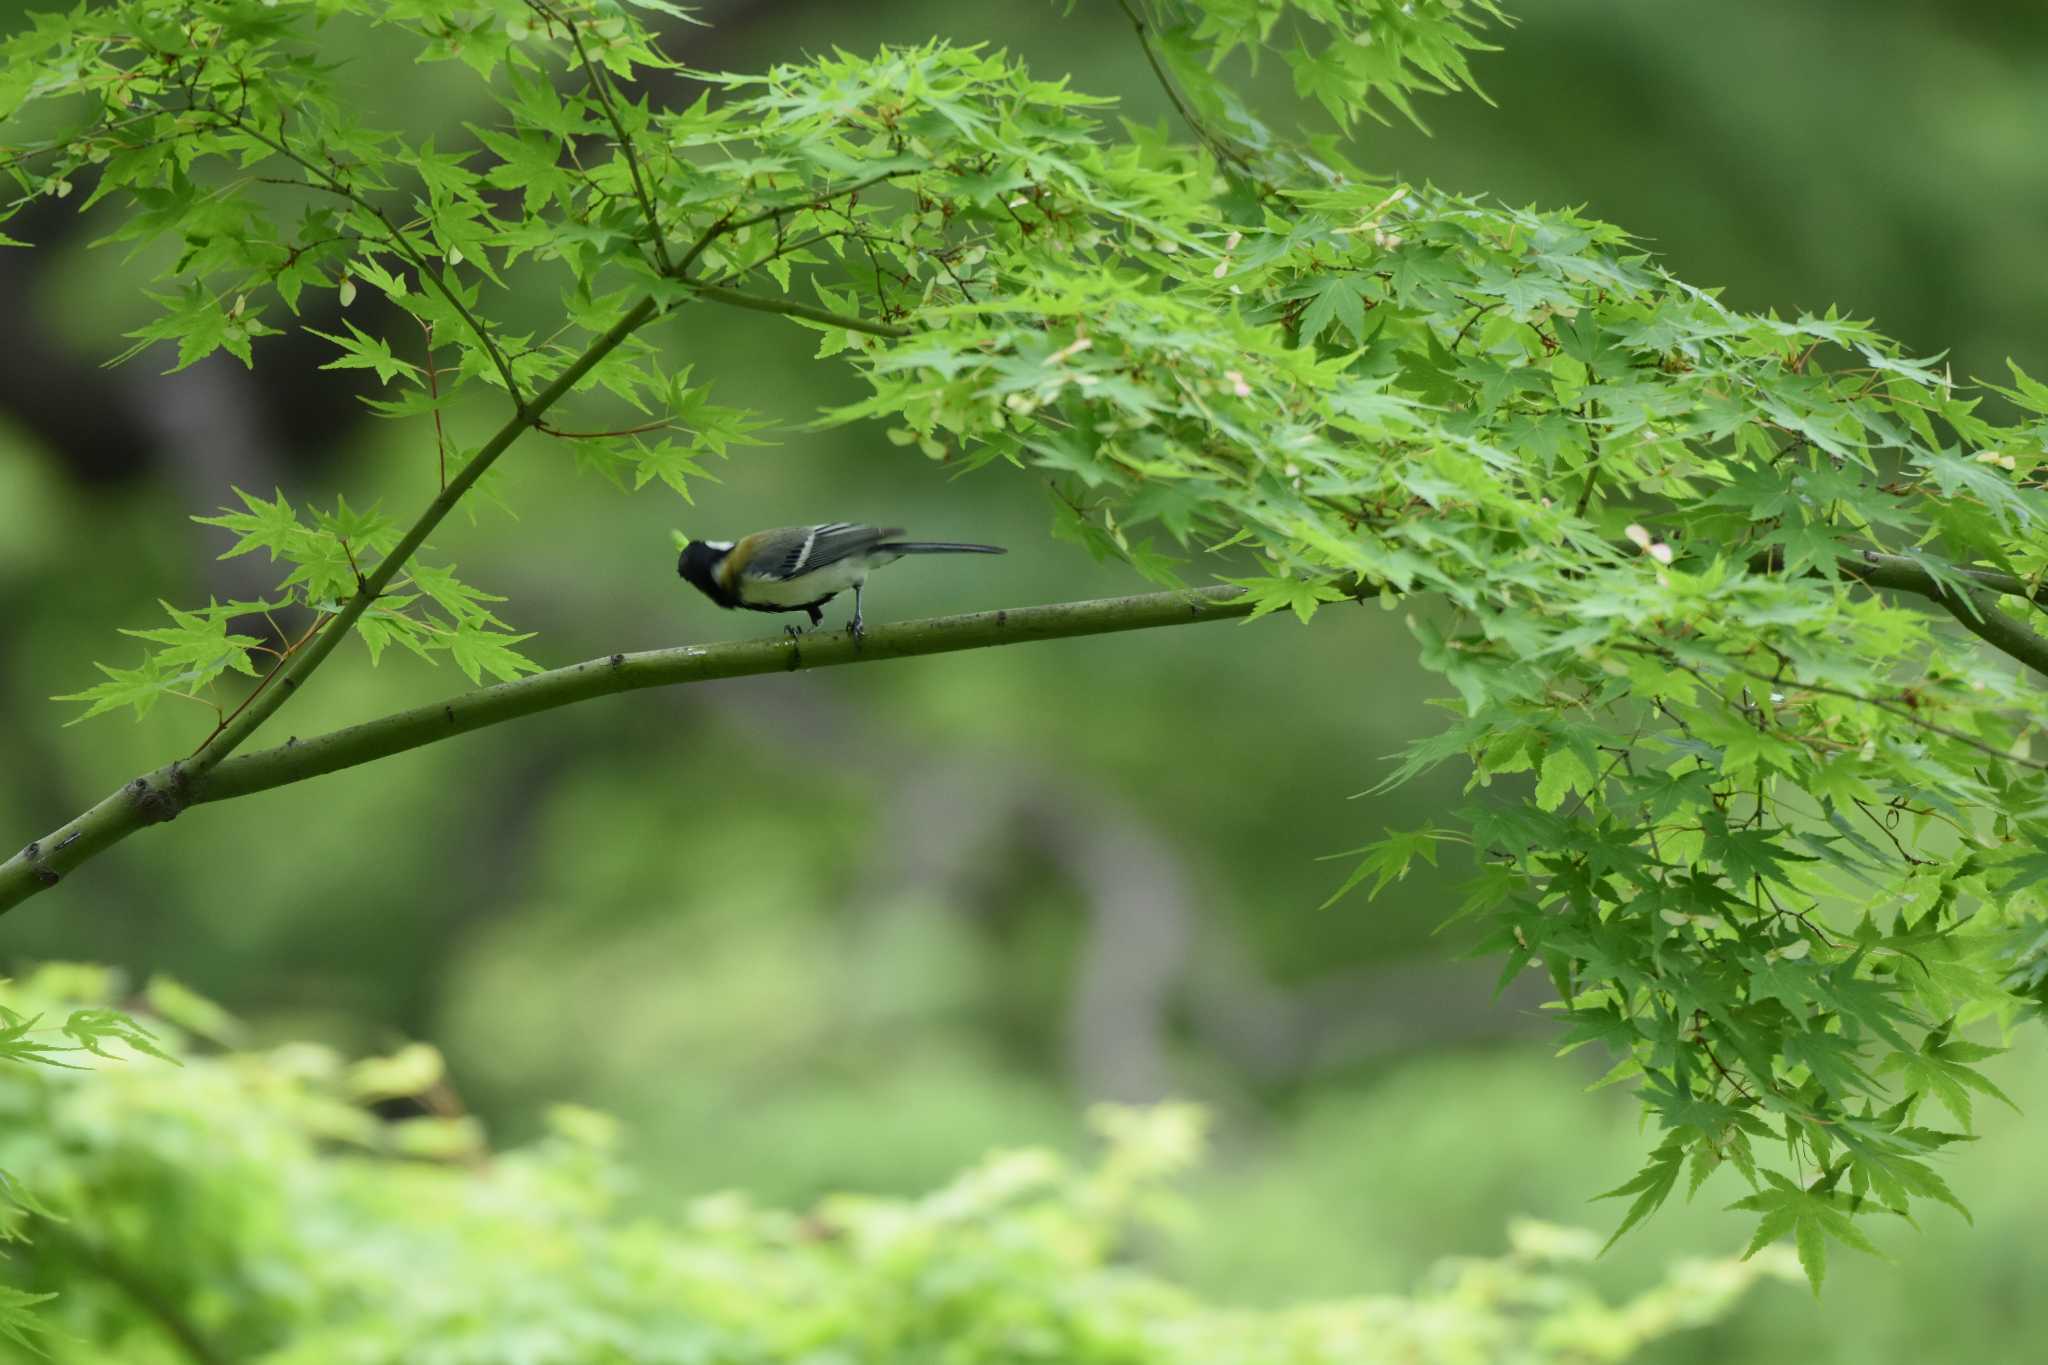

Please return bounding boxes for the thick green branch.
[1739,547,2048,675]
[1846,549,2048,609]
[9,545,2042,920]
[1842,550,2048,675]
[0,587,1258,916]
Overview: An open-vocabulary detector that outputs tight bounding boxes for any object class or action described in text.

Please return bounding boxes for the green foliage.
[0,969,1787,1362]
[3,0,2044,1286]
[0,972,179,1350]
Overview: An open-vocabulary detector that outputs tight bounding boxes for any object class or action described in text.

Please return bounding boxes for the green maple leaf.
[448,624,541,684]
[1298,275,1369,344]
[1597,1136,1686,1251]
[1876,1031,2014,1130]
[306,321,422,386]
[117,600,264,684]
[194,487,311,562]
[1317,825,1451,908]
[54,656,175,724]
[1730,1170,1885,1294]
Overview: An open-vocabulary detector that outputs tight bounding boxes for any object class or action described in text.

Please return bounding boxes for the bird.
[676,522,1006,640]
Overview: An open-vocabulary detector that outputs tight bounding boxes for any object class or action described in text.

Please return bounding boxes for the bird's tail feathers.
[877,540,1006,555]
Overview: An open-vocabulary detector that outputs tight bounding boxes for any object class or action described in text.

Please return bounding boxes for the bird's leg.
[847,583,866,646]
[783,623,806,640]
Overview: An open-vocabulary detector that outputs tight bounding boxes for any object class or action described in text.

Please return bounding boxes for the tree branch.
[11,542,2042,919]
[1,586,1261,916]
[685,281,911,337]
[1843,549,2048,608]
[1738,546,2048,675]
[1113,0,1265,185]
[0,298,673,921]
[1840,550,2048,675]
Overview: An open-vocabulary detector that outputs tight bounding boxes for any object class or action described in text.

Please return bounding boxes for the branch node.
[129,766,190,826]
[20,842,58,888]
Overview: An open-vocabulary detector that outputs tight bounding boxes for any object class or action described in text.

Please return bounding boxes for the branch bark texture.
[0,586,1260,916]
[5,545,2042,920]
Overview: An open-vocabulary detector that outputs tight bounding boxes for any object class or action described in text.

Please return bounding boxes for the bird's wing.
[739,523,903,580]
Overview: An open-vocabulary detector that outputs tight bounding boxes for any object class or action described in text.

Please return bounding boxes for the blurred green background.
[2,1,2043,1358]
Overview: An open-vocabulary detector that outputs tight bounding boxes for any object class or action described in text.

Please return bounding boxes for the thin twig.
[420,320,448,491]
[686,281,911,338]
[1450,298,1504,350]
[1851,796,1926,867]
[535,417,675,439]
[672,168,918,279]
[210,108,525,405]
[528,0,672,274]
[186,614,326,759]
[1573,385,1603,518]
[1113,0,1263,183]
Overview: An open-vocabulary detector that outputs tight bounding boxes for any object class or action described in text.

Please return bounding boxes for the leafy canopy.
[4,0,2046,1290]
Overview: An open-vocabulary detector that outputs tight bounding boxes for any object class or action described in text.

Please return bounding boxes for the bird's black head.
[676,538,737,607]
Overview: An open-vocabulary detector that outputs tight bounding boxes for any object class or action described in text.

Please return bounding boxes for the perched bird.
[676,522,1005,638]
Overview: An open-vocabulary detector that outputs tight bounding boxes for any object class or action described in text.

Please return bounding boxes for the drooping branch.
[0,587,1264,916]
[1843,550,2048,676]
[1114,0,1264,185]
